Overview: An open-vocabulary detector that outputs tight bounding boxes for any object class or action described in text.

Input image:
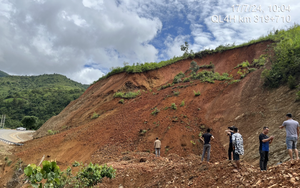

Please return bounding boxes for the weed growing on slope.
[91,112,100,119]
[119,99,124,104]
[194,91,201,96]
[173,91,180,96]
[180,100,185,107]
[151,108,160,115]
[114,90,141,99]
[171,103,177,110]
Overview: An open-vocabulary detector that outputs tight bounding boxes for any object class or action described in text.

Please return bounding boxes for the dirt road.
[0,129,35,143]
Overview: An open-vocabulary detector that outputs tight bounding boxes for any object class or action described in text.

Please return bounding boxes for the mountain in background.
[0,73,89,129]
[0,70,9,77]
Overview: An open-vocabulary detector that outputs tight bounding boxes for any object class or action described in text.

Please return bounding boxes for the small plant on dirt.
[151,108,160,116]
[72,161,81,167]
[171,103,177,110]
[14,158,23,170]
[194,91,201,96]
[199,132,203,137]
[152,92,157,95]
[173,91,180,96]
[180,100,185,107]
[235,60,250,69]
[228,80,241,85]
[164,106,169,110]
[141,130,147,134]
[47,130,59,135]
[168,126,171,129]
[119,99,124,104]
[184,115,187,118]
[91,112,100,119]
[190,140,196,145]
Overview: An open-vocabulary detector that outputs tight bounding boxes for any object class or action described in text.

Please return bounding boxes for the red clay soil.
[2,41,300,187]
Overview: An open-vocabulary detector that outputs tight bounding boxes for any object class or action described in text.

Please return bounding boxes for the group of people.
[200,113,299,171]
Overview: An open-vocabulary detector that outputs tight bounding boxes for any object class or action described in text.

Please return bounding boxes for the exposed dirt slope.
[3,41,300,187]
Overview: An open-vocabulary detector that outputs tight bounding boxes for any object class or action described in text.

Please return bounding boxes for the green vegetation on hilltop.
[0,70,9,77]
[95,24,300,91]
[0,74,88,129]
[262,25,300,88]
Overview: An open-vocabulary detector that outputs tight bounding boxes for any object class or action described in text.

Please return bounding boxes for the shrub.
[151,108,160,115]
[171,103,177,110]
[180,100,185,107]
[183,77,190,82]
[190,140,196,145]
[190,61,199,73]
[194,91,201,96]
[91,112,99,119]
[297,91,300,101]
[48,130,54,135]
[173,76,182,84]
[119,99,124,104]
[173,91,180,96]
[288,75,297,89]
[235,60,250,69]
[72,161,80,167]
[75,163,116,187]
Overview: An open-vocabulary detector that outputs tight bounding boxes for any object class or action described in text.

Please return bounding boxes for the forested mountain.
[0,70,9,77]
[0,73,89,129]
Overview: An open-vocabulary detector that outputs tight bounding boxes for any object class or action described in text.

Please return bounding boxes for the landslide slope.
[12,40,300,170]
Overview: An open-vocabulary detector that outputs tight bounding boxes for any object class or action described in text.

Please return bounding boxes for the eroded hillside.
[2,40,300,187]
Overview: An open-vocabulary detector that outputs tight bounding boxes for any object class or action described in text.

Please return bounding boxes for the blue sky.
[0,0,299,84]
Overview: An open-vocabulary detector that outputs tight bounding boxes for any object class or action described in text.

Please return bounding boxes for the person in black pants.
[200,128,214,162]
[225,126,235,160]
[259,127,274,171]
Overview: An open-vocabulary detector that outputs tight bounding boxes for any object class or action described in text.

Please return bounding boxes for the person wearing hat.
[279,113,300,160]
[225,126,235,160]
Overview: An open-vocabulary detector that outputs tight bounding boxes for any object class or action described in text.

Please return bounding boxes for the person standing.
[200,128,214,162]
[225,126,235,160]
[279,113,300,160]
[154,138,161,157]
[259,127,274,171]
[232,127,244,170]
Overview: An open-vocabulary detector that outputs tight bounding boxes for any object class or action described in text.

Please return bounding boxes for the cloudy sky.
[0,0,299,84]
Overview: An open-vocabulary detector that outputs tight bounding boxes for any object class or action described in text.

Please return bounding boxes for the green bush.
[91,112,99,119]
[190,61,199,73]
[171,103,177,110]
[72,161,81,167]
[235,60,250,69]
[297,91,300,101]
[76,163,116,187]
[194,91,201,96]
[288,75,297,89]
[262,25,300,88]
[119,99,124,104]
[229,80,241,84]
[183,77,190,82]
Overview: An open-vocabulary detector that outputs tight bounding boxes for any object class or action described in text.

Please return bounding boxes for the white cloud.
[0,0,299,84]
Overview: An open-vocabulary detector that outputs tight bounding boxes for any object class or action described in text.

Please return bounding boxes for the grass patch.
[113,90,141,99]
